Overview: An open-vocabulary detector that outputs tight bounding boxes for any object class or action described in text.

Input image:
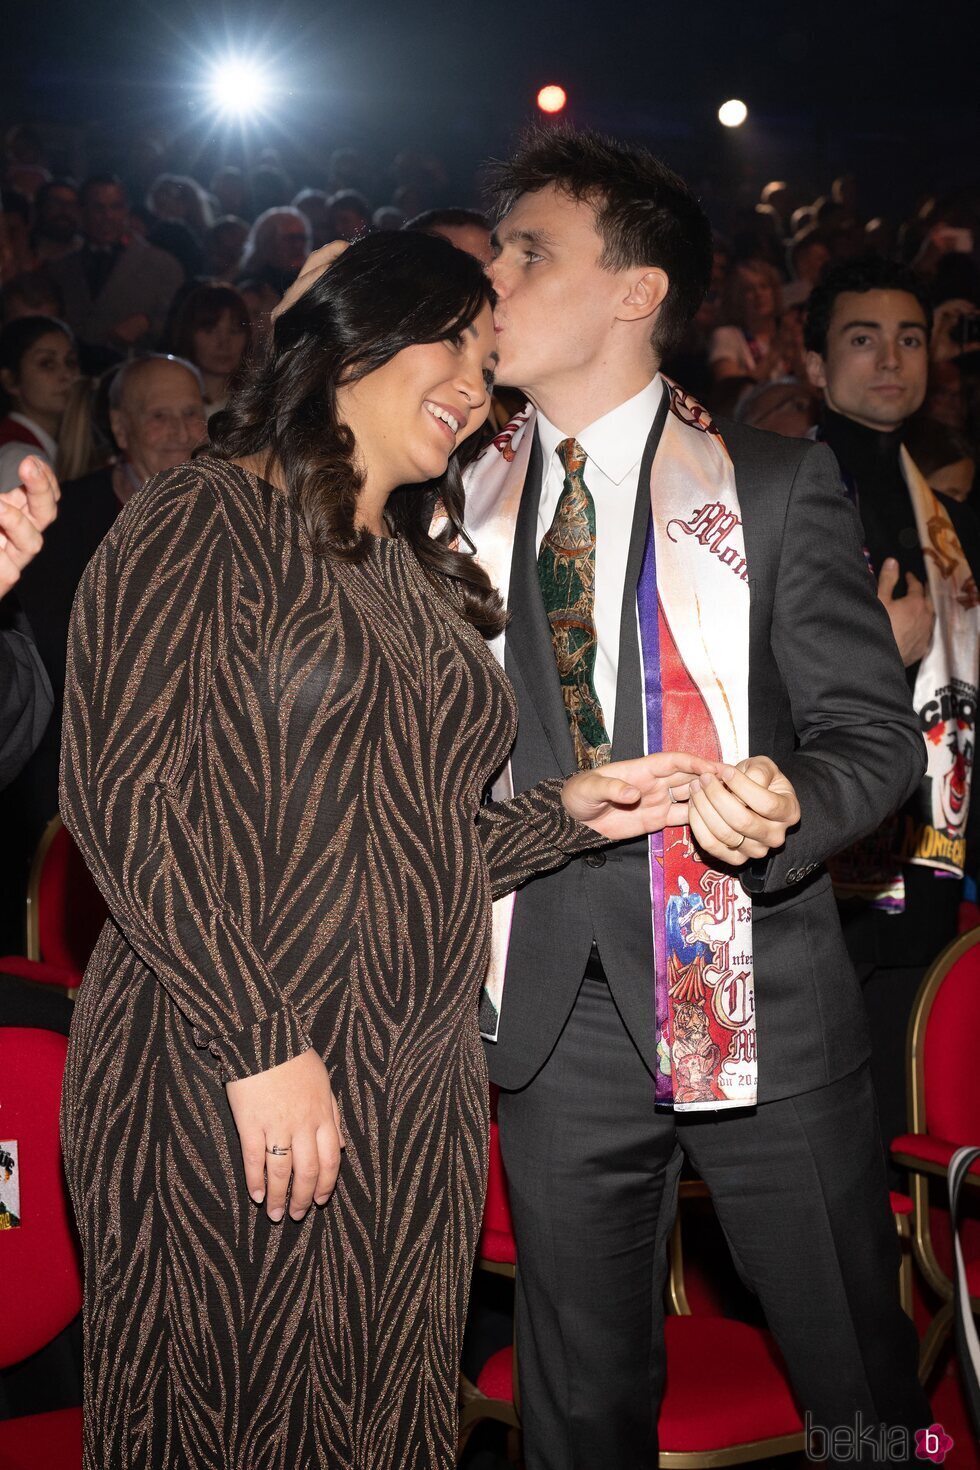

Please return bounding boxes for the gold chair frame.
[25,813,64,962]
[890,925,980,1383]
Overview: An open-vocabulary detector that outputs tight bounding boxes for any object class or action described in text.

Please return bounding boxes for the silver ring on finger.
[668,786,678,804]
[266,1144,292,1156]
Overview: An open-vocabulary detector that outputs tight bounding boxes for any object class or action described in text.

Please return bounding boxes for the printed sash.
[463,384,757,1110]
[829,448,980,907]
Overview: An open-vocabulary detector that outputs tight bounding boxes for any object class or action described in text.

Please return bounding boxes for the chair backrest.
[918,931,980,1146]
[479,1120,516,1266]
[0,1027,83,1367]
[27,816,108,974]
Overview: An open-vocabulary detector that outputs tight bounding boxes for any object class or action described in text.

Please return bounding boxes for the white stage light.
[718,99,748,128]
[210,60,271,116]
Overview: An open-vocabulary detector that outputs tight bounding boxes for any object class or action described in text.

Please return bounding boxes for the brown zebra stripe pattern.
[59,458,600,1468]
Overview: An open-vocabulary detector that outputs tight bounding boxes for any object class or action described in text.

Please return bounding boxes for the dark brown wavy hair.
[208,230,504,637]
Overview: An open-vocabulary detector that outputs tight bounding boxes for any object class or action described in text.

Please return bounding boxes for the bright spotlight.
[718,98,748,128]
[537,84,567,115]
[209,59,272,116]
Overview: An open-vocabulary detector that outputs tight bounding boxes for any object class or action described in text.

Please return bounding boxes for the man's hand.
[561,752,719,842]
[877,558,935,666]
[688,757,800,867]
[0,456,60,597]
[271,241,350,323]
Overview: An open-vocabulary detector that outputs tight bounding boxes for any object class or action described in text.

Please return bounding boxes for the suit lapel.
[611,393,671,762]
[505,431,577,773]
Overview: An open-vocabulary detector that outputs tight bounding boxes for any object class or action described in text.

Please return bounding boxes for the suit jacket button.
[585,851,606,868]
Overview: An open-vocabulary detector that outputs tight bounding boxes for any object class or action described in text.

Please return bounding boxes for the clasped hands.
[561,750,800,867]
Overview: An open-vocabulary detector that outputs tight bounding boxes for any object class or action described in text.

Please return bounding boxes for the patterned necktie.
[537,438,612,770]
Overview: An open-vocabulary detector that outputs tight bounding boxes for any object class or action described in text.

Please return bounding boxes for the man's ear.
[618,268,669,324]
[109,408,129,451]
[0,368,18,398]
[804,350,828,392]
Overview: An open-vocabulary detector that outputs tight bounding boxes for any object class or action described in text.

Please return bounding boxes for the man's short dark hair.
[404,207,490,235]
[803,256,933,356]
[79,173,126,207]
[485,125,712,356]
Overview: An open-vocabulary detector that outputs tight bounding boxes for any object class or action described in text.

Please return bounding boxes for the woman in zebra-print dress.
[60,233,695,1468]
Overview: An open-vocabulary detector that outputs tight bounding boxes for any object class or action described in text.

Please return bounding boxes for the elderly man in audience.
[0,354,206,953]
[48,174,184,365]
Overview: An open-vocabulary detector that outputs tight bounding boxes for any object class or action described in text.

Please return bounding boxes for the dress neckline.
[210,456,404,560]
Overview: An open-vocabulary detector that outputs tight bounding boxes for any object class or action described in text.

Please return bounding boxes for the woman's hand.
[562,752,719,842]
[225,1048,344,1223]
[272,240,350,322]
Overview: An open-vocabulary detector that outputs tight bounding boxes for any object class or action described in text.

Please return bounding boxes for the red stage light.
[536,85,567,115]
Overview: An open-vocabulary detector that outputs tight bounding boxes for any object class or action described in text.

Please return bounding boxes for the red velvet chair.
[0,814,108,993]
[0,1027,83,1467]
[891,927,980,1382]
[658,1181,805,1467]
[459,1144,808,1466]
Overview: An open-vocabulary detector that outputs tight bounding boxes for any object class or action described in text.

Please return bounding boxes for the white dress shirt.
[535,375,663,741]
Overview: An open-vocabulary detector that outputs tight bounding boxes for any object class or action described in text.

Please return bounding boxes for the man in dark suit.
[472,129,930,1467]
[48,175,183,368]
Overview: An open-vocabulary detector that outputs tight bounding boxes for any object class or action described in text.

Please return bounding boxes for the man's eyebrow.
[491,226,556,249]
[837,318,927,333]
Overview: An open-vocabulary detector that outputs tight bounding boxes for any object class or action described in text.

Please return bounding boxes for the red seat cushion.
[0,1406,82,1467]
[889,1190,913,1217]
[891,1132,980,1178]
[0,956,81,989]
[0,1029,82,1366]
[479,1227,517,1266]
[659,1317,803,1452]
[475,1345,514,1402]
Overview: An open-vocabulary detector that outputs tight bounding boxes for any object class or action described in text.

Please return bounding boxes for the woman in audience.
[0,315,79,493]
[60,229,694,1469]
[146,172,214,241]
[709,258,788,383]
[171,282,251,419]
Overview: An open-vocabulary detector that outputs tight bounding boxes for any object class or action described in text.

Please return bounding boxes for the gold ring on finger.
[266,1144,292,1156]
[731,834,746,850]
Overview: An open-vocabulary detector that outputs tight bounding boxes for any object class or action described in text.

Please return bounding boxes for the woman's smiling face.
[336,301,499,494]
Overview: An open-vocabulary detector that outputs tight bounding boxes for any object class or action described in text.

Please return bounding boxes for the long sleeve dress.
[59,457,601,1470]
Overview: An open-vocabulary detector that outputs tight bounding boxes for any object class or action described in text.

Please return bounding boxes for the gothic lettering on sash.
[665,501,750,583]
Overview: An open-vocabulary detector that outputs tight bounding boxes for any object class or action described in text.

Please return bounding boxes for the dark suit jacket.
[487,407,926,1101]
[0,603,52,793]
[48,238,183,350]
